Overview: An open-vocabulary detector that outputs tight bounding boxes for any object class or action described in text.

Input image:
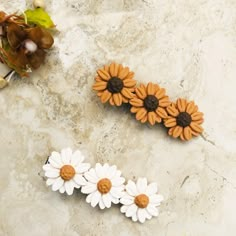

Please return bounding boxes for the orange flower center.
[144,95,159,111]
[134,194,149,208]
[107,77,124,93]
[176,112,192,127]
[60,165,75,181]
[97,178,112,194]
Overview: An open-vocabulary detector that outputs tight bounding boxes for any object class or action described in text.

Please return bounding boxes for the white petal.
[81,183,97,194]
[137,178,148,194]
[84,169,98,183]
[149,194,164,205]
[132,214,138,222]
[102,193,112,208]
[61,148,72,164]
[103,163,109,173]
[59,186,65,193]
[49,152,63,168]
[120,205,129,213]
[112,177,125,186]
[146,182,158,195]
[147,204,159,217]
[110,186,124,199]
[45,170,59,178]
[71,150,84,166]
[126,180,138,196]
[76,163,91,174]
[86,192,94,203]
[52,177,64,191]
[125,204,138,217]
[107,165,117,179]
[120,197,133,205]
[91,191,101,207]
[113,170,121,179]
[65,180,75,195]
[46,178,56,186]
[95,163,104,178]
[99,198,105,209]
[43,164,54,171]
[137,208,146,223]
[110,195,119,204]
[73,174,87,186]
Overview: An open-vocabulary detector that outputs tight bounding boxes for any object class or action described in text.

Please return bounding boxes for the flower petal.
[102,193,112,208]
[159,96,170,107]
[123,79,136,88]
[164,118,177,127]
[111,177,125,186]
[110,186,124,198]
[183,126,192,141]
[137,178,148,193]
[173,126,183,138]
[146,82,156,95]
[71,150,84,166]
[177,98,187,112]
[74,174,87,186]
[59,186,65,193]
[147,205,159,217]
[113,93,122,106]
[64,180,75,195]
[126,180,138,196]
[49,152,63,168]
[149,194,164,205]
[52,177,64,191]
[186,101,196,114]
[145,183,158,195]
[61,148,72,164]
[167,103,179,117]
[120,205,129,213]
[97,69,110,81]
[92,81,107,91]
[156,107,168,119]
[121,87,134,99]
[101,90,112,103]
[135,86,147,99]
[190,122,203,133]
[46,178,56,186]
[95,163,105,178]
[191,112,203,121]
[107,165,117,179]
[147,111,156,125]
[84,168,98,183]
[99,198,106,209]
[91,191,101,207]
[129,98,144,107]
[109,63,119,77]
[76,163,90,174]
[125,204,138,217]
[118,67,129,79]
[45,170,59,178]
[155,88,166,99]
[136,108,147,121]
[137,208,146,223]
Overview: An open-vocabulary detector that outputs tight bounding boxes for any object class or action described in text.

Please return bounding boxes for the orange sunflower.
[164,98,204,141]
[92,63,137,106]
[129,82,171,125]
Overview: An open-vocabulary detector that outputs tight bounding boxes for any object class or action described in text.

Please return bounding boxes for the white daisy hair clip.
[43,147,164,224]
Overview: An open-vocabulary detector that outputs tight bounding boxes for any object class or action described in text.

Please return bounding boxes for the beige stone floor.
[1,0,236,235]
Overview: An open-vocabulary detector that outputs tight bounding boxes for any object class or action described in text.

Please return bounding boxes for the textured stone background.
[1,0,236,235]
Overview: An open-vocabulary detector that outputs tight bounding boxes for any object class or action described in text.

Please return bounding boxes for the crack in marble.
[200,133,216,146]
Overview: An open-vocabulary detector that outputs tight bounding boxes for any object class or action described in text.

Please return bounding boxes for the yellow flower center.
[97,178,112,194]
[134,194,149,208]
[60,165,75,181]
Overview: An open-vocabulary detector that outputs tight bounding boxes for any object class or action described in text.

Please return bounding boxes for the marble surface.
[1,0,236,235]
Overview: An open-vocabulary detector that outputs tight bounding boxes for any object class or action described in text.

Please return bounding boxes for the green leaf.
[24,8,55,28]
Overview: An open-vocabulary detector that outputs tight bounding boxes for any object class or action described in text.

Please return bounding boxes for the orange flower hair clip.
[93,63,204,141]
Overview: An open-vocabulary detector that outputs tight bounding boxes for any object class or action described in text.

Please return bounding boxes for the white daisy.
[120,178,163,223]
[81,163,125,209]
[43,148,90,195]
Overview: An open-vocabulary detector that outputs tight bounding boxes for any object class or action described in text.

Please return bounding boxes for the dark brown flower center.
[143,95,159,112]
[176,112,192,127]
[107,77,124,93]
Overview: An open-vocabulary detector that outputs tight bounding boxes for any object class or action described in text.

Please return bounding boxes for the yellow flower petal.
[129,98,144,107]
[118,67,129,79]
[164,118,177,127]
[109,63,119,77]
[136,108,147,120]
[183,127,192,141]
[173,126,183,138]
[97,69,110,81]
[123,79,136,88]
[113,93,122,106]
[135,86,147,99]
[121,87,134,99]
[167,103,179,117]
[146,82,156,95]
[101,90,112,103]
[92,81,107,91]
[147,112,156,125]
[156,107,168,118]
[177,98,187,112]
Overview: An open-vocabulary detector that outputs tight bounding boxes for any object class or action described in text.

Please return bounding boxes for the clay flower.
[120,178,163,223]
[43,148,90,195]
[6,23,54,70]
[164,98,204,140]
[129,82,170,125]
[92,63,136,106]
[81,163,125,209]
